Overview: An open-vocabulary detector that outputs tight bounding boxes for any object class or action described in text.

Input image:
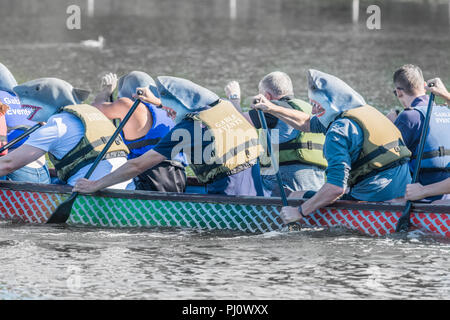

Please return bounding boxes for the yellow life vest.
[49,104,129,183]
[186,100,262,184]
[341,105,411,186]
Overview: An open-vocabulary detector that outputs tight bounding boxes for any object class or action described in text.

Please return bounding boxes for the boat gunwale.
[0,180,449,214]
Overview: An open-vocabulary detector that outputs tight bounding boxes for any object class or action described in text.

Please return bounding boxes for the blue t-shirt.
[153,120,266,196]
[394,95,450,192]
[319,117,411,201]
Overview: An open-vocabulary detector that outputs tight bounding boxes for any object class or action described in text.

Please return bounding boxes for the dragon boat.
[0,180,449,237]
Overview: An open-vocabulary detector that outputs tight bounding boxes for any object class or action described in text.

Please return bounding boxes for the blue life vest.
[0,90,36,150]
[412,104,450,171]
[122,102,186,165]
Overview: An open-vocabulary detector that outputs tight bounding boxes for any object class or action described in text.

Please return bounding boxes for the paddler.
[0,63,50,183]
[387,65,450,202]
[92,71,187,193]
[73,76,266,196]
[0,77,134,189]
[0,102,7,158]
[251,69,412,224]
[224,72,327,196]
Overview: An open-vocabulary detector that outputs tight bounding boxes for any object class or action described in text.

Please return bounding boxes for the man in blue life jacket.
[0,77,134,189]
[224,71,327,196]
[387,64,450,201]
[73,76,266,196]
[251,69,412,224]
[92,71,187,193]
[0,63,50,183]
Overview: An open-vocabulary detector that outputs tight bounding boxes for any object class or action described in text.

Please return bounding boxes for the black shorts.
[134,161,187,193]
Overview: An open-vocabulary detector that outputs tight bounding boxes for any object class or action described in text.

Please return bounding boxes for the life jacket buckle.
[307,141,313,150]
[394,146,401,152]
[439,146,445,157]
[101,136,107,144]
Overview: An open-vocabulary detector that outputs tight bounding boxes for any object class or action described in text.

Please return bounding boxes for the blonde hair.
[393,64,425,95]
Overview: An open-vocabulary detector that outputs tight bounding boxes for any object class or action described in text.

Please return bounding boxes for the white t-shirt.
[25,112,135,189]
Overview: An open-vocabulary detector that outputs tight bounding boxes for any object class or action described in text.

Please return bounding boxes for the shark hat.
[156,76,219,124]
[13,78,90,123]
[307,69,366,129]
[0,63,18,93]
[117,71,160,100]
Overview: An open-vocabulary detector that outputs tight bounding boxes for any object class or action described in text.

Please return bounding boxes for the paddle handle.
[396,93,435,232]
[0,123,42,154]
[83,98,141,180]
[411,94,435,183]
[256,109,288,206]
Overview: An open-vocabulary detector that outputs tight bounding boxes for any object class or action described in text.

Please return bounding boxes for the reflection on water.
[1,224,450,299]
[0,0,450,299]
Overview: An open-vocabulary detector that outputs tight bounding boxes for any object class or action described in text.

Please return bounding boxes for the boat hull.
[0,181,449,237]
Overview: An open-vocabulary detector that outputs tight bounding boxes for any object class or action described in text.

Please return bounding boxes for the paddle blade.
[395,202,412,232]
[46,193,78,224]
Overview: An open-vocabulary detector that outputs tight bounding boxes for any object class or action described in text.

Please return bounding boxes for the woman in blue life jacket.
[0,63,50,184]
[92,71,187,193]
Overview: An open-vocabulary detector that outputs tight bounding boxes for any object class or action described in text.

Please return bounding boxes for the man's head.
[156,76,219,124]
[118,71,160,100]
[307,69,366,130]
[13,78,90,122]
[258,71,294,100]
[393,64,426,108]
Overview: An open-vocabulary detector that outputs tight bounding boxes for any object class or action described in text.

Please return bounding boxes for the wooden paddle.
[0,123,43,154]
[396,92,435,232]
[47,97,142,224]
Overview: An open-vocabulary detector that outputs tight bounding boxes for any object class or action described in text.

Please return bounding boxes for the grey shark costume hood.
[0,63,18,93]
[307,69,366,129]
[155,76,219,124]
[13,78,90,122]
[117,71,160,100]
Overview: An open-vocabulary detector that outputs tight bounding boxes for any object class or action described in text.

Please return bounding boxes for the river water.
[0,0,450,300]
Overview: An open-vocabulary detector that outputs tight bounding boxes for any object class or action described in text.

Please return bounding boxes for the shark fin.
[73,88,90,103]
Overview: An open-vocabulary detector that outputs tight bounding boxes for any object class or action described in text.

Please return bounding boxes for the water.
[0,0,450,299]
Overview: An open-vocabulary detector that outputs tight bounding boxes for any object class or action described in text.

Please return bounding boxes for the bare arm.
[251,94,311,132]
[0,145,46,176]
[280,183,345,223]
[94,98,135,120]
[405,178,450,201]
[73,150,167,193]
[426,78,450,104]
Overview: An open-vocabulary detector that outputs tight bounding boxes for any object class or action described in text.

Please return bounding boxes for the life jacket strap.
[125,138,162,151]
[278,141,324,151]
[352,139,406,172]
[63,151,129,182]
[53,136,124,171]
[411,147,450,160]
